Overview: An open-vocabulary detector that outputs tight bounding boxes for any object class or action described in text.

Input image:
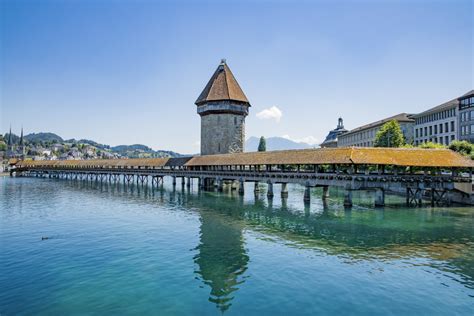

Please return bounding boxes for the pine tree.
[258,136,266,152]
[374,120,405,147]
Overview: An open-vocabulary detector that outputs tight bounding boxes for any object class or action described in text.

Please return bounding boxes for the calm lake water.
[1,176,473,315]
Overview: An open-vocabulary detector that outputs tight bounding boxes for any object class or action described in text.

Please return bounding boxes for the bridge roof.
[16,148,474,169]
[185,147,474,168]
[17,158,171,168]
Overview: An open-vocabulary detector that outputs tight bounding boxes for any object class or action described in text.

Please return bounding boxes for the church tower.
[19,127,25,156]
[196,60,250,155]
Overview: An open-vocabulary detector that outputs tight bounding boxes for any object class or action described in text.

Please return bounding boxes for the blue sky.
[1,0,472,153]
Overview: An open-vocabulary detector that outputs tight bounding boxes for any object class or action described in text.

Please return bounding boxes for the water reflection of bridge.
[11,178,474,310]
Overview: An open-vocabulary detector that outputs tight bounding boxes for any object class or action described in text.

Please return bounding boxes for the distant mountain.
[3,130,183,158]
[3,133,20,144]
[111,144,182,158]
[66,139,110,150]
[111,144,153,152]
[24,132,63,143]
[246,136,313,152]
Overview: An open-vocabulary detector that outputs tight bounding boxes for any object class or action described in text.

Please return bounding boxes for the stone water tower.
[196,59,250,155]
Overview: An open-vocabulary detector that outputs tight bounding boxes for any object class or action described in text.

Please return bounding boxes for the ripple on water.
[1,177,473,315]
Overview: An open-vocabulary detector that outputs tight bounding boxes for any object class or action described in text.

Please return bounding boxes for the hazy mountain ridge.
[3,131,182,158]
[246,136,314,151]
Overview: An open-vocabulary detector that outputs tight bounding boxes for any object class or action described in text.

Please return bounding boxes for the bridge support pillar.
[281,183,288,198]
[186,177,191,188]
[322,186,329,199]
[204,178,214,190]
[304,185,311,202]
[267,182,274,198]
[217,179,223,191]
[181,177,185,187]
[172,176,176,186]
[344,190,353,207]
[198,178,204,190]
[374,188,385,207]
[239,180,245,195]
[254,182,260,194]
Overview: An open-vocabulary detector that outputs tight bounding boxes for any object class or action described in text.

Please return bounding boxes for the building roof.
[413,90,474,118]
[341,113,414,137]
[195,60,250,106]
[459,90,474,100]
[320,118,348,146]
[17,148,474,169]
[413,98,458,118]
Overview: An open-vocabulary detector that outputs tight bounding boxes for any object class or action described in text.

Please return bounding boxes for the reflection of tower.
[194,211,249,312]
[196,59,251,155]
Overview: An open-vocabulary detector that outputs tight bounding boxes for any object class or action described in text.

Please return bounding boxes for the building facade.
[458,90,474,143]
[320,118,348,148]
[338,113,414,147]
[196,60,250,155]
[412,96,460,146]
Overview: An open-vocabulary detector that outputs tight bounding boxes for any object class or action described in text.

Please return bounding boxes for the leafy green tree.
[449,140,474,156]
[258,136,266,152]
[0,142,7,151]
[374,120,405,147]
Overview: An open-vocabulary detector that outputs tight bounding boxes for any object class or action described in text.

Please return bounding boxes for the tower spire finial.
[8,124,12,146]
[20,125,24,146]
[220,58,226,65]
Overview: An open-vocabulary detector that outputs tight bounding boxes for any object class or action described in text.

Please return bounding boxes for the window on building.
[471,124,474,134]
[451,135,455,141]
[434,125,437,134]
[445,122,449,132]
[424,127,427,136]
[445,136,449,144]
[429,126,432,135]
[439,124,443,134]
[451,121,455,132]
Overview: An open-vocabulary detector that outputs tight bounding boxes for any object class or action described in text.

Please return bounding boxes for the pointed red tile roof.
[195,60,250,106]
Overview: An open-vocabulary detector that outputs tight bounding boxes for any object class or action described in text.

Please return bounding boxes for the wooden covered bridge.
[11,147,474,207]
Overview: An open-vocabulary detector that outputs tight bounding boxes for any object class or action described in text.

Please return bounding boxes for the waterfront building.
[412,95,461,146]
[320,117,348,148]
[458,90,474,143]
[338,113,414,147]
[196,59,251,155]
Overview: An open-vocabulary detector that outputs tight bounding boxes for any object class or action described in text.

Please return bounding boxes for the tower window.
[234,117,237,125]
[218,143,221,152]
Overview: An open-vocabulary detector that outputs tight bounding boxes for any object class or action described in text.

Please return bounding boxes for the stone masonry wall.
[201,113,245,155]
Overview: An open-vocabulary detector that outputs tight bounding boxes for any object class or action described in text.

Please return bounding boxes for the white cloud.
[282,134,319,145]
[256,106,282,122]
